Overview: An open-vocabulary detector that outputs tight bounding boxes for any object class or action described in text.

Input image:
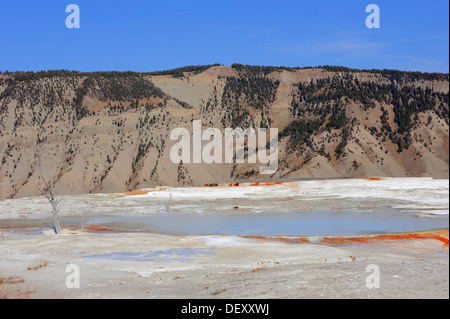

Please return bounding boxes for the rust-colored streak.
[243,230,449,247]
[125,190,151,196]
[82,225,140,233]
[265,181,284,186]
[321,230,449,246]
[83,225,118,232]
[250,181,284,187]
[0,227,36,233]
[364,177,384,181]
[82,224,157,233]
[278,198,294,202]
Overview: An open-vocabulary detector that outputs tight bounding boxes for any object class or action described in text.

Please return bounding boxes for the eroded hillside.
[0,65,448,200]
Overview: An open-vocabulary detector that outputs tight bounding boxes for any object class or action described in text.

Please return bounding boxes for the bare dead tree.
[35,150,64,234]
[81,203,96,232]
[164,193,172,213]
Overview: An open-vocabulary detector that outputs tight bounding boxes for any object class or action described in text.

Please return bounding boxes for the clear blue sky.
[0,0,448,73]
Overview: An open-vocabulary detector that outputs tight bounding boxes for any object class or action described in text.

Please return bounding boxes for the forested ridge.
[0,65,448,199]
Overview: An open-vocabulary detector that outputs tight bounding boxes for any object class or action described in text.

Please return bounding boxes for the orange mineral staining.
[243,230,449,247]
[321,229,449,247]
[125,190,151,196]
[278,198,294,202]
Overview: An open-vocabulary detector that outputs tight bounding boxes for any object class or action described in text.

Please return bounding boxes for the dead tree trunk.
[164,193,172,213]
[35,150,63,234]
[81,203,96,232]
[50,201,62,234]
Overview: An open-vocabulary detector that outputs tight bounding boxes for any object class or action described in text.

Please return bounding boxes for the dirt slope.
[0,66,448,200]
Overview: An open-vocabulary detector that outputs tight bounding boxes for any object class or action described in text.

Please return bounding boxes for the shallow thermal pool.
[1,208,448,237]
[1,178,448,237]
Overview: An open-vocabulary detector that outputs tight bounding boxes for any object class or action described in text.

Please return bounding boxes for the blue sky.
[0,0,448,73]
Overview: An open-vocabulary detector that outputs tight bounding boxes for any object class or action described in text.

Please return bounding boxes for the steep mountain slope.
[0,65,448,200]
